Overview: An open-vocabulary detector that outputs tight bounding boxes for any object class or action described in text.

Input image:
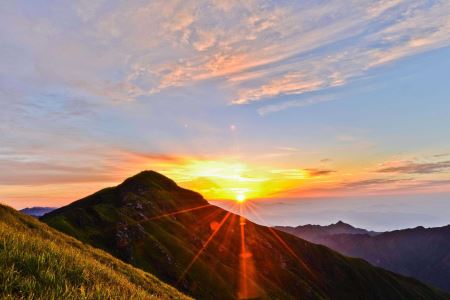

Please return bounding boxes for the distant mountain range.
[0,203,189,299]
[20,206,56,217]
[277,220,380,243]
[276,221,450,293]
[40,171,449,299]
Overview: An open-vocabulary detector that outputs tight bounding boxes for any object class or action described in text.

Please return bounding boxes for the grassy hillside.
[42,171,450,300]
[0,204,190,300]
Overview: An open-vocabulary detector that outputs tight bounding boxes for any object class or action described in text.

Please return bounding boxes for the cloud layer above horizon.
[3,1,450,106]
[1,0,450,212]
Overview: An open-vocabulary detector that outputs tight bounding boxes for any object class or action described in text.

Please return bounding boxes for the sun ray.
[239,214,249,298]
[177,211,232,284]
[146,204,212,221]
[196,206,227,226]
[245,202,318,280]
[212,210,240,255]
[236,202,262,299]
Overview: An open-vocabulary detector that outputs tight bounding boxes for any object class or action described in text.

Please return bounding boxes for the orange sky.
[3,149,450,210]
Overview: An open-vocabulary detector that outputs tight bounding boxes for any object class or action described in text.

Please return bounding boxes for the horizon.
[1,1,450,231]
[5,169,450,231]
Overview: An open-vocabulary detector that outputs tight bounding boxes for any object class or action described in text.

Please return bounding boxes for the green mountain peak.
[41,171,450,300]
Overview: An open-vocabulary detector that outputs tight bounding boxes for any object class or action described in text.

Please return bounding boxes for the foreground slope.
[278,223,450,292]
[42,171,449,300]
[0,204,189,300]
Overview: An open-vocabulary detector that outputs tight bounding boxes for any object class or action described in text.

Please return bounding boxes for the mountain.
[0,203,189,299]
[20,206,56,217]
[276,221,379,244]
[276,223,450,293]
[42,171,449,300]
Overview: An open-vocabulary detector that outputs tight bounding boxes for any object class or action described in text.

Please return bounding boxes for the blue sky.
[1,0,450,229]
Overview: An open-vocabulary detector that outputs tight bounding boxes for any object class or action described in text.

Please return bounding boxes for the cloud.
[433,152,450,158]
[270,167,335,179]
[342,178,410,189]
[0,160,116,185]
[2,0,450,109]
[257,95,335,116]
[235,75,341,105]
[376,160,450,174]
[304,168,336,177]
[229,1,450,104]
[0,145,187,186]
[120,151,185,164]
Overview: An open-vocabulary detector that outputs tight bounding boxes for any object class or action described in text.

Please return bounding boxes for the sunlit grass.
[0,204,190,300]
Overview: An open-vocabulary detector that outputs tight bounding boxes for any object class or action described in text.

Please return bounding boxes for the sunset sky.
[1,0,450,229]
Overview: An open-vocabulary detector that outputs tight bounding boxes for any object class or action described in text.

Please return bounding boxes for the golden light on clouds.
[151,158,328,200]
[4,149,450,210]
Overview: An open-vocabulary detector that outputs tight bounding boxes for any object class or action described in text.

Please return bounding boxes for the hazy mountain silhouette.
[276,221,380,244]
[277,223,450,293]
[20,206,56,217]
[41,171,449,299]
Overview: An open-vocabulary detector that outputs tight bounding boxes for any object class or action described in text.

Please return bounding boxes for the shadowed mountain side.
[0,204,189,299]
[42,171,450,300]
[278,223,450,293]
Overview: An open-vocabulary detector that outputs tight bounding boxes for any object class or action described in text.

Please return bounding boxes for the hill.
[41,171,450,299]
[20,206,56,217]
[276,221,379,244]
[0,203,190,299]
[278,223,450,292]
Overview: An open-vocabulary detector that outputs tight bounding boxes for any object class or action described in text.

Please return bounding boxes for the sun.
[235,194,246,203]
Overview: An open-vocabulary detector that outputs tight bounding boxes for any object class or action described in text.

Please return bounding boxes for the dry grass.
[0,204,191,300]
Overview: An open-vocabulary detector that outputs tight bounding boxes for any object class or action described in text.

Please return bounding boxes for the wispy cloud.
[377,160,450,174]
[257,95,335,116]
[2,0,450,108]
[433,152,450,158]
[236,1,450,105]
[270,167,335,179]
[305,168,336,177]
[342,178,411,189]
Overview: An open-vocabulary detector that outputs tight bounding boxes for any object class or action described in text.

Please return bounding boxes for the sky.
[1,0,450,230]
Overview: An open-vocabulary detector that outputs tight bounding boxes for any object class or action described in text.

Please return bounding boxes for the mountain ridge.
[42,170,450,299]
[277,222,450,292]
[276,220,380,244]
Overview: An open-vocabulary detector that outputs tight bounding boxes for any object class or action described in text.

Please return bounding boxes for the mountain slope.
[278,223,450,292]
[20,206,56,217]
[0,204,190,299]
[42,171,450,300]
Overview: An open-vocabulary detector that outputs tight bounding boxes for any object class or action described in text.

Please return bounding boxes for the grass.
[0,204,191,300]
